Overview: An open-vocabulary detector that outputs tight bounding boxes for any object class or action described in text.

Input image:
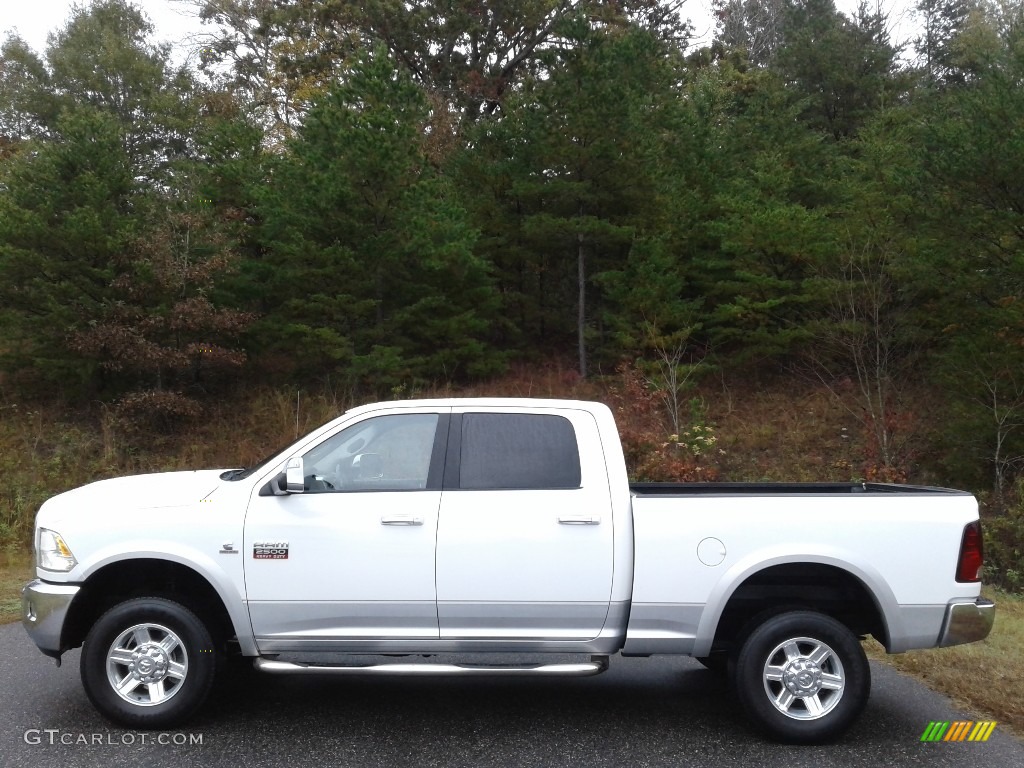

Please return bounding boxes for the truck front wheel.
[733,610,870,744]
[80,597,218,729]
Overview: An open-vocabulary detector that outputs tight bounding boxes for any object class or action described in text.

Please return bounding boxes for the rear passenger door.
[435,407,614,641]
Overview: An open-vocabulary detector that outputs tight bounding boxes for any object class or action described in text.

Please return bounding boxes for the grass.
[0,552,32,624]
[712,381,862,482]
[866,587,1024,738]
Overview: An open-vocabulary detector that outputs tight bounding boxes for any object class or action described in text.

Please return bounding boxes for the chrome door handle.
[381,515,424,526]
[558,516,601,525]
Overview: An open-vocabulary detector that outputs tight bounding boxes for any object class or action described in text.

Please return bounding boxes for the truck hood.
[38,469,229,526]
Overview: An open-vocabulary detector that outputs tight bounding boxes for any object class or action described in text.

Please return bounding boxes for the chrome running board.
[253,656,609,677]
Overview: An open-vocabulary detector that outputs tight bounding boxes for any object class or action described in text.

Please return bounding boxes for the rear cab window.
[457,413,582,490]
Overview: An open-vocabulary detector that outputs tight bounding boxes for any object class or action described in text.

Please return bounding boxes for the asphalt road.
[1,622,1021,768]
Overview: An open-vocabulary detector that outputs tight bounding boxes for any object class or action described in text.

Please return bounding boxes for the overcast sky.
[3,0,204,61]
[2,0,920,63]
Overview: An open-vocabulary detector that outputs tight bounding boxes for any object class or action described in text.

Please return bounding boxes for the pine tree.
[460,23,673,376]
[248,49,502,390]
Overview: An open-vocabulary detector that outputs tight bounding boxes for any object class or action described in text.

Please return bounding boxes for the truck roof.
[344,397,608,418]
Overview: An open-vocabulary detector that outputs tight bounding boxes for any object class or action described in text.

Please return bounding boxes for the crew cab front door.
[244,408,449,653]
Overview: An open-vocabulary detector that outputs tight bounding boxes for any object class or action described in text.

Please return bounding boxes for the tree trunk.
[577,228,586,379]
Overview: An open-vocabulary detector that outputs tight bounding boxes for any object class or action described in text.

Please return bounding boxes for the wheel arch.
[61,558,253,656]
[695,557,898,657]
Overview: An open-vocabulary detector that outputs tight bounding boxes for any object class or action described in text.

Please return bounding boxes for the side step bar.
[253,656,609,677]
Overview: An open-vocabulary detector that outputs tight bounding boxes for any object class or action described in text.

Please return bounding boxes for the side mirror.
[285,456,305,493]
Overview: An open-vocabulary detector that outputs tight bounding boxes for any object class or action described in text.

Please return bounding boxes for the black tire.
[733,610,870,744]
[80,597,218,729]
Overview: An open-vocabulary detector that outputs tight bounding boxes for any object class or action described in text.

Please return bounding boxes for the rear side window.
[460,413,581,490]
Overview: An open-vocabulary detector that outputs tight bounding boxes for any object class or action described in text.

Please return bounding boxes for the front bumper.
[938,598,995,647]
[22,579,80,659]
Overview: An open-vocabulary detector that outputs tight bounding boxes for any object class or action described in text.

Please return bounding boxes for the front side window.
[301,413,440,492]
[459,413,581,490]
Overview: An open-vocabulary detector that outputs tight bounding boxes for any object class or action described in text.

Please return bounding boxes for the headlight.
[37,528,78,572]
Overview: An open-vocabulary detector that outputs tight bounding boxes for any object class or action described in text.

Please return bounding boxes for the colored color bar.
[921,720,996,743]
[921,721,949,742]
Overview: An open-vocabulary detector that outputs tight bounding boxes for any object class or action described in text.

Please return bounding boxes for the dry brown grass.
[865,588,1024,738]
[448,359,603,400]
[709,377,864,482]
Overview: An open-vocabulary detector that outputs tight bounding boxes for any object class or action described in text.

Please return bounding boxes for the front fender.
[70,541,256,656]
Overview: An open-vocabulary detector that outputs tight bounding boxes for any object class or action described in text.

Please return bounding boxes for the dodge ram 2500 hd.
[22,398,994,743]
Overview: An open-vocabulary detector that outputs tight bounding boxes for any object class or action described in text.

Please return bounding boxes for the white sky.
[2,0,205,62]
[2,0,921,63]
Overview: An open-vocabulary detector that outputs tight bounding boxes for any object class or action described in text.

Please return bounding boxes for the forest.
[1,0,1024,584]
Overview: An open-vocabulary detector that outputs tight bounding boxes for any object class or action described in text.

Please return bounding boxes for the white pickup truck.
[22,398,993,743]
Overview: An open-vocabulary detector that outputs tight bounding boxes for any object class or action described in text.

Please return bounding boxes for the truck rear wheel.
[733,610,869,744]
[80,597,218,729]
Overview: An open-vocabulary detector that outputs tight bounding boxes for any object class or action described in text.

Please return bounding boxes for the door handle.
[381,515,424,526]
[558,516,601,525]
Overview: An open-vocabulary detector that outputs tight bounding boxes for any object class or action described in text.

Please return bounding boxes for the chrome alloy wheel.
[105,623,189,706]
[762,636,845,720]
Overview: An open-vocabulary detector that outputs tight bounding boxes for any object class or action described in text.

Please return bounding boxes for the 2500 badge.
[253,541,289,559]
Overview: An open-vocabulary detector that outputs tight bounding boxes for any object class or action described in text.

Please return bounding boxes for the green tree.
[675,61,835,363]
[248,49,502,390]
[0,1,253,407]
[911,2,1024,491]
[774,0,903,139]
[461,23,676,376]
[914,0,974,87]
[0,107,253,405]
[43,0,198,180]
[0,35,54,143]
[0,109,135,393]
[192,0,321,145]
[193,0,692,132]
[713,0,789,65]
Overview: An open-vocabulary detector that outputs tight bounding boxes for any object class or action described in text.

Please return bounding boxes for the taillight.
[956,521,984,583]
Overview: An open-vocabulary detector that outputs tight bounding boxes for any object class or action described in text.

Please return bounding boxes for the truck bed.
[630,482,971,496]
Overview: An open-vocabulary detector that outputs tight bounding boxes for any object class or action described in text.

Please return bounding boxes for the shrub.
[984,489,1024,593]
[115,390,202,436]
[606,362,721,482]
